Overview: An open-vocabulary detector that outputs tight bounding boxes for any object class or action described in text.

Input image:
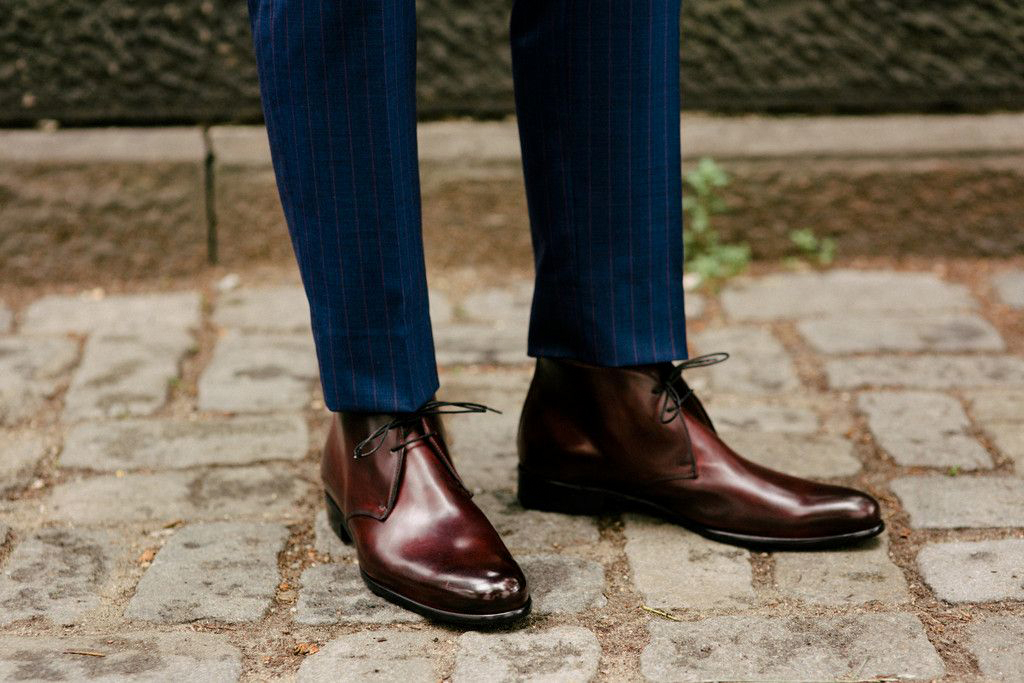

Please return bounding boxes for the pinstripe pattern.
[511,0,687,367]
[247,0,437,412]
[247,0,687,412]
[663,0,681,357]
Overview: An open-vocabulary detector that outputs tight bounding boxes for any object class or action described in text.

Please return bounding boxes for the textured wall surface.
[2,0,1023,124]
[680,0,1024,112]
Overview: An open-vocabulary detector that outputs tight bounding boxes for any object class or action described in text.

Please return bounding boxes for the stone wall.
[3,0,1023,125]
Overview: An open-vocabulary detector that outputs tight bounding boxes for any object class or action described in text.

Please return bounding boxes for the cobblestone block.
[642,613,944,681]
[433,322,528,365]
[475,491,600,552]
[212,286,310,332]
[917,539,1024,603]
[425,289,454,326]
[436,367,532,406]
[721,270,976,320]
[718,431,862,478]
[0,336,79,425]
[198,330,318,412]
[21,291,201,335]
[705,399,818,434]
[296,564,421,625]
[985,424,1024,464]
[520,555,607,615]
[0,336,79,381]
[0,529,117,626]
[968,389,1024,423]
[798,313,1004,353]
[0,632,242,681]
[774,534,909,605]
[690,326,799,394]
[859,391,992,469]
[436,369,530,491]
[126,522,288,623]
[298,631,442,682]
[966,614,1024,682]
[63,328,194,421]
[454,627,601,683]
[624,515,755,610]
[460,283,532,327]
[444,408,519,492]
[685,293,706,319]
[46,464,303,524]
[0,430,47,494]
[891,476,1024,529]
[60,415,307,470]
[969,390,1024,466]
[826,355,1024,390]
[313,509,356,559]
[991,270,1024,309]
[0,302,10,333]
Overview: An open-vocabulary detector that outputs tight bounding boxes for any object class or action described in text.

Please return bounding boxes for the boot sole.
[518,470,885,551]
[324,492,532,627]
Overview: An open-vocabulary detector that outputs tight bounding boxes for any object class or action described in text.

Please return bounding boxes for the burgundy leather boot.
[517,356,884,549]
[322,401,530,625]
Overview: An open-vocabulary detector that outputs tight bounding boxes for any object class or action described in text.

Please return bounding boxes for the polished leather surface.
[323,412,529,616]
[518,358,882,541]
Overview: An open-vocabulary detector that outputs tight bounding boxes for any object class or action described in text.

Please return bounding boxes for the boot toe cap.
[849,490,883,529]
[813,487,883,536]
[458,567,530,614]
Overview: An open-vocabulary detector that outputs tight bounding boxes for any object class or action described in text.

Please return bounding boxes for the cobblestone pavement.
[1,265,1023,681]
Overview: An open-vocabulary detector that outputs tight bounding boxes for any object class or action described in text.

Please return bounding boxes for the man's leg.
[510,0,884,549]
[247,0,436,413]
[246,0,530,626]
[510,0,686,365]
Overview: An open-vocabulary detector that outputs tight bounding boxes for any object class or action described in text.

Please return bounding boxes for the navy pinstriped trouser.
[247,0,688,413]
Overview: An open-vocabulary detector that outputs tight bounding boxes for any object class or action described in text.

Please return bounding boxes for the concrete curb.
[2,114,1023,282]
[209,112,1024,166]
[0,127,209,283]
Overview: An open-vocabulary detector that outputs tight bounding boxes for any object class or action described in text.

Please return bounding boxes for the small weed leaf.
[789,228,837,267]
[683,157,750,286]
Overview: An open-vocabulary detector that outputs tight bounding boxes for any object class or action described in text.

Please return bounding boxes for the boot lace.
[651,352,729,424]
[352,400,500,459]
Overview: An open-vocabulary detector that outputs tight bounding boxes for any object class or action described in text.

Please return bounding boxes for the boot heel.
[323,491,352,544]
[517,469,615,515]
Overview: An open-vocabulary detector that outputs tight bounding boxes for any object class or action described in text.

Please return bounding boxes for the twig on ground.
[640,605,682,621]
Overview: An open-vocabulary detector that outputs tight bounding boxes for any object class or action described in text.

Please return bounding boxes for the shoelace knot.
[352,400,500,459]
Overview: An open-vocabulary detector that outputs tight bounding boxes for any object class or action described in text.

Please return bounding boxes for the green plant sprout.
[682,157,751,285]
[789,228,837,267]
